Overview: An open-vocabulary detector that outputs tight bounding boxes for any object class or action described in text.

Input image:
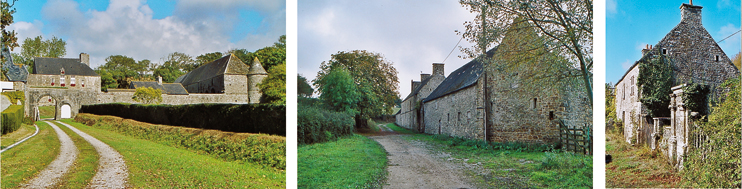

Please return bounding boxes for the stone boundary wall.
[96,92,249,105]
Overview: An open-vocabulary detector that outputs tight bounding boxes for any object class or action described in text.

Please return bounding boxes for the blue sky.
[606,0,741,84]
[8,0,285,68]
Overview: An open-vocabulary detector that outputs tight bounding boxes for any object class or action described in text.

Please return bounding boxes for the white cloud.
[6,20,44,53]
[19,0,285,68]
[606,0,617,16]
[620,59,632,70]
[717,23,741,57]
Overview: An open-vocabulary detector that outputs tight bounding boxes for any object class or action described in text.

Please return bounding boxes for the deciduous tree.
[297,74,314,97]
[13,35,67,72]
[1,0,18,51]
[314,67,360,114]
[99,55,146,88]
[259,63,286,104]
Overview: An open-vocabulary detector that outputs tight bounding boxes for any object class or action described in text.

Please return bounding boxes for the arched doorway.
[37,95,57,120]
[60,104,71,119]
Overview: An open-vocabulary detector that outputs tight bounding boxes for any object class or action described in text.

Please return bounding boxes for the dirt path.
[56,121,129,188]
[370,124,473,189]
[21,121,79,188]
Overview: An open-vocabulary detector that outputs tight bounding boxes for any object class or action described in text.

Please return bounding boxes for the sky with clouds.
[606,0,741,84]
[7,0,286,69]
[297,1,477,98]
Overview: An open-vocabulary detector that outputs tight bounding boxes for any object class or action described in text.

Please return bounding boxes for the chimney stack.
[412,80,421,90]
[432,63,444,76]
[79,53,90,67]
[680,3,703,26]
[641,44,650,55]
[421,73,431,81]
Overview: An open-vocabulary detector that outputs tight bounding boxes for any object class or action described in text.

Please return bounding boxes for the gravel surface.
[370,124,473,189]
[21,121,79,188]
[56,121,129,188]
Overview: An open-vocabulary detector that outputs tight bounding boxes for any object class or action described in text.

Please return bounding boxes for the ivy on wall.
[637,51,675,118]
[682,82,710,117]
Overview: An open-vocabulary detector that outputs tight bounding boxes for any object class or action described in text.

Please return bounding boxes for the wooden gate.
[559,122,592,155]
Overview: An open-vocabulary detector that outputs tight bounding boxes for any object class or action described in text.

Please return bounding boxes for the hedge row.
[298,104,354,145]
[75,113,285,169]
[80,103,285,135]
[2,105,24,135]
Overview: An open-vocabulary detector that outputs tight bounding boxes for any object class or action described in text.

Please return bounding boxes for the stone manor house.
[2,52,267,120]
[396,18,591,145]
[614,3,739,169]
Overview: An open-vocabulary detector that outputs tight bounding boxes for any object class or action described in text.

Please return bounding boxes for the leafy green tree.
[246,35,287,71]
[152,63,185,83]
[95,68,118,91]
[99,55,145,89]
[13,35,67,72]
[315,67,360,114]
[314,50,399,128]
[191,52,224,71]
[259,63,286,105]
[132,87,162,104]
[297,74,314,97]
[1,0,18,51]
[637,52,674,118]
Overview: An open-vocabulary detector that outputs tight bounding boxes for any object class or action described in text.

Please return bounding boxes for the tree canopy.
[259,63,286,105]
[97,55,149,89]
[315,67,360,114]
[1,0,18,51]
[297,74,314,97]
[12,35,67,72]
[314,50,399,128]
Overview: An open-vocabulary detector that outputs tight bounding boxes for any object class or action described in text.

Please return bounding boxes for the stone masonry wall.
[615,65,643,143]
[423,81,485,140]
[223,74,248,95]
[26,74,101,92]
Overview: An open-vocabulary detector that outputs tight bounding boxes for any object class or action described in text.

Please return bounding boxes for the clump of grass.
[72,114,285,170]
[299,134,387,188]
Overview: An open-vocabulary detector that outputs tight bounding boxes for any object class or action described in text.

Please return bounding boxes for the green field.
[1,123,36,149]
[386,123,592,188]
[38,106,55,119]
[59,119,286,188]
[298,134,388,188]
[1,121,61,189]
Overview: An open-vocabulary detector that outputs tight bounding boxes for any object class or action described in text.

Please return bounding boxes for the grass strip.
[1,123,36,149]
[388,123,592,188]
[60,120,286,188]
[54,121,99,188]
[298,134,388,188]
[1,121,60,189]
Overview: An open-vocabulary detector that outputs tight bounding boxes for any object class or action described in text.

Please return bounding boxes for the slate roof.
[129,81,189,95]
[248,57,267,75]
[403,76,433,101]
[33,57,98,76]
[175,54,249,86]
[424,47,497,102]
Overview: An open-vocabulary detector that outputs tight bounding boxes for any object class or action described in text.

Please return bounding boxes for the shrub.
[74,114,286,169]
[1,91,25,105]
[80,103,285,135]
[297,104,354,144]
[2,105,24,134]
[132,87,162,104]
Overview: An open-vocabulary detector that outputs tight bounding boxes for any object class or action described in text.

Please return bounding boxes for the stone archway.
[36,95,58,120]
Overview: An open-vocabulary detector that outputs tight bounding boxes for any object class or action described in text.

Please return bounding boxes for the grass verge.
[298,134,388,188]
[605,130,679,188]
[39,106,55,119]
[1,123,36,149]
[59,119,286,188]
[1,121,60,189]
[54,121,99,188]
[386,123,592,188]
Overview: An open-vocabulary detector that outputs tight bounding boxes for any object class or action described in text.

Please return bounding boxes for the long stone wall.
[423,81,485,140]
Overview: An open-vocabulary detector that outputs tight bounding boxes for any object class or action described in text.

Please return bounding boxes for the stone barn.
[396,63,445,132]
[615,3,740,144]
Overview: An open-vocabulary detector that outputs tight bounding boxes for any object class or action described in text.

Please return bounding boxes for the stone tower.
[247,57,268,104]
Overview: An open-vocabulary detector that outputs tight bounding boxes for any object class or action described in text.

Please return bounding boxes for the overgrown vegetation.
[1,91,24,105]
[681,82,710,117]
[132,87,162,104]
[72,114,285,170]
[682,77,740,188]
[298,134,387,188]
[1,105,23,134]
[80,103,286,135]
[605,127,680,188]
[637,52,674,118]
[386,124,591,188]
[62,119,285,188]
[297,97,355,144]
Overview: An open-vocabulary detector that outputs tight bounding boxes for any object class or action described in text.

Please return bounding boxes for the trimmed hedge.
[298,104,354,144]
[2,105,24,135]
[80,103,285,136]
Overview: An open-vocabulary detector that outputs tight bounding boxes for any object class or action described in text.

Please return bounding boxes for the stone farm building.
[614,3,739,169]
[396,18,591,145]
[2,52,267,120]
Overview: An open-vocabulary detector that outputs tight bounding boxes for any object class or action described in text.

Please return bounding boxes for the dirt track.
[370,124,473,189]
[57,121,129,188]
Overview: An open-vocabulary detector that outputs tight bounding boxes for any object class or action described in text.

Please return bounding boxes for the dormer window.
[60,68,65,75]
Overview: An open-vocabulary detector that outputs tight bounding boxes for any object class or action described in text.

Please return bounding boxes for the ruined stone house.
[397,18,591,144]
[615,3,740,145]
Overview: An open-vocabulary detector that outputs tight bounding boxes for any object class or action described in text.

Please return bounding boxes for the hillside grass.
[605,129,680,188]
[298,134,388,188]
[1,121,60,189]
[1,123,36,149]
[386,123,592,188]
[54,121,99,188]
[38,105,55,119]
[59,119,286,188]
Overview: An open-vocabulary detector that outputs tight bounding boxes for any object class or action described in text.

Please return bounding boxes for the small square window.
[549,111,555,120]
[715,55,720,62]
[662,48,668,55]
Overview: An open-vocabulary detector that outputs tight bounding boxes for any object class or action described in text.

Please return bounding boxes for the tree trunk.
[355,114,367,129]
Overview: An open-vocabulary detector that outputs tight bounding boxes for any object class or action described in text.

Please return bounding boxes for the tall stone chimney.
[412,80,421,90]
[680,3,702,26]
[421,73,431,81]
[79,53,90,66]
[432,63,444,76]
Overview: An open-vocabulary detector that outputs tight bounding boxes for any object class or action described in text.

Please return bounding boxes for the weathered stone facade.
[396,63,445,132]
[615,3,740,143]
[423,78,485,140]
